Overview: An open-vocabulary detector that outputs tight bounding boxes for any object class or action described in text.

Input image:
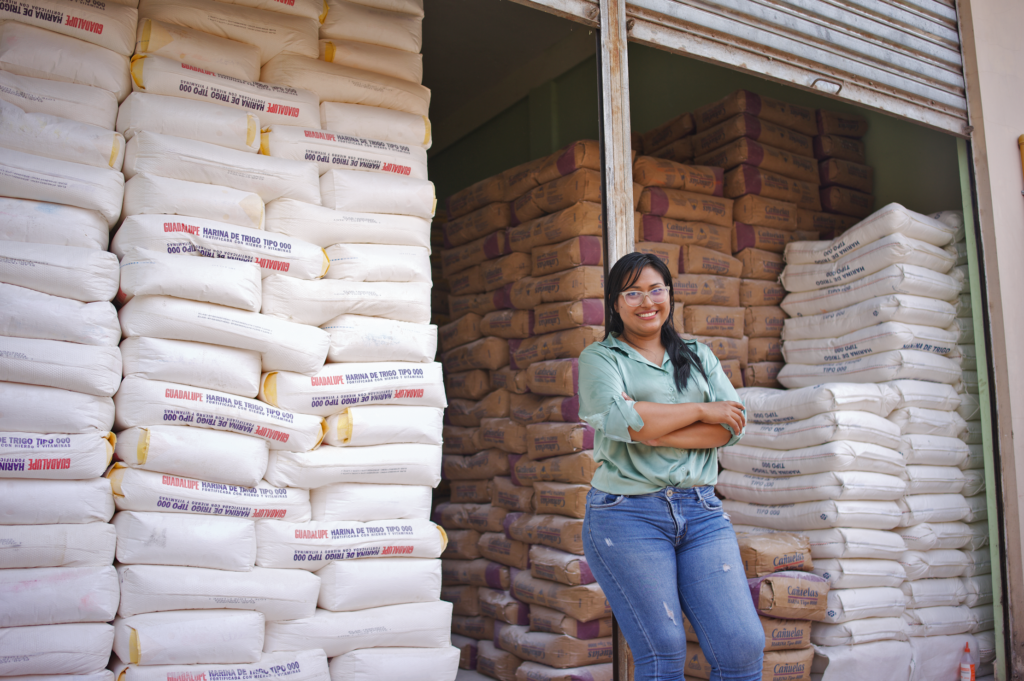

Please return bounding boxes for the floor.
[456,670,490,681]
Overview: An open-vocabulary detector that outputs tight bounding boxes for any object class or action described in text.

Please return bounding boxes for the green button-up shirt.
[578,333,744,495]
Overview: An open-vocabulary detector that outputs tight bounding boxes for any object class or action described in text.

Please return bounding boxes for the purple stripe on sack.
[527,310,535,336]
[482,232,503,259]
[710,166,725,197]
[742,164,762,195]
[484,562,505,589]
[514,601,531,625]
[571,358,580,394]
[556,144,577,176]
[431,502,448,524]
[579,235,603,265]
[560,395,580,422]
[503,511,524,539]
[648,187,669,216]
[818,163,831,187]
[815,109,826,135]
[466,645,478,670]
[819,187,834,211]
[745,140,765,168]
[733,222,756,252]
[575,619,604,640]
[578,556,596,584]
[745,114,762,141]
[581,298,604,325]
[494,283,514,310]
[641,214,664,241]
[508,201,522,227]
[582,425,595,449]
[745,91,762,117]
[492,621,505,648]
[508,454,524,485]
[566,671,597,681]
[812,135,826,160]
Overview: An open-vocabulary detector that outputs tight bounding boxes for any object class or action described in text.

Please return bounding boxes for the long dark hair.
[605,252,707,391]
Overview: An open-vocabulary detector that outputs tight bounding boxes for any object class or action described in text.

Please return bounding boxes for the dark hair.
[605,252,708,391]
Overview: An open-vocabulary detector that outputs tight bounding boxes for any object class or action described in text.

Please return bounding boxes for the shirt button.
[666,489,673,497]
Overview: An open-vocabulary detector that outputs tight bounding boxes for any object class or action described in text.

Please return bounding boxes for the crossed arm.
[624,394,746,450]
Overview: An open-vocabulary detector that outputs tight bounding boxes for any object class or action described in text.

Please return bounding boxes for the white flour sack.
[328,647,460,681]
[0,336,121,397]
[262,125,428,179]
[0,23,131,101]
[115,425,268,487]
[123,174,265,231]
[782,294,957,342]
[800,527,907,560]
[324,243,430,282]
[262,601,452,657]
[0,623,114,676]
[0,148,124,226]
[324,404,443,446]
[117,650,330,681]
[117,91,260,152]
[903,605,973,637]
[888,408,966,438]
[0,70,118,128]
[781,233,956,293]
[320,0,422,53]
[113,610,265,665]
[123,131,321,205]
[316,557,441,611]
[135,19,261,82]
[113,510,257,571]
[320,38,422,84]
[741,411,902,451]
[117,295,329,375]
[0,565,119,627]
[128,56,319,130]
[321,101,431,148]
[265,197,430,248]
[138,0,319,64]
[0,431,113,480]
[320,168,435,217]
[116,564,320,620]
[260,276,431,326]
[108,465,311,521]
[719,441,905,478]
[897,494,969,526]
[261,54,431,118]
[721,499,902,531]
[896,522,971,552]
[0,522,115,568]
[0,197,109,250]
[737,383,894,424]
[883,379,962,411]
[957,392,980,421]
[259,360,445,416]
[781,322,958,366]
[899,549,969,580]
[117,248,263,313]
[254,517,445,570]
[821,586,907,624]
[781,264,961,318]
[309,482,432,521]
[963,495,987,524]
[120,337,262,399]
[0,0,137,55]
[784,204,957,266]
[323,314,437,363]
[0,100,124,170]
[216,0,327,21]
[901,434,970,467]
[778,350,962,390]
[812,558,907,589]
[113,376,326,452]
[263,443,442,488]
[0,383,114,433]
[0,478,114,524]
[717,470,906,504]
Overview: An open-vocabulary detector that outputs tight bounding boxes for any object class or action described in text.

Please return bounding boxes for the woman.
[578,252,764,681]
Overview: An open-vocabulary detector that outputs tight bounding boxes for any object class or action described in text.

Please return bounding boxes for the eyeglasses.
[619,287,669,307]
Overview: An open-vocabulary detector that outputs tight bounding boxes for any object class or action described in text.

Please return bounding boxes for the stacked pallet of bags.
[0,0,136,672]
[811,110,873,235]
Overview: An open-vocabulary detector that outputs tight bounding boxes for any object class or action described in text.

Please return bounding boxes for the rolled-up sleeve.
[577,347,644,443]
[698,344,745,447]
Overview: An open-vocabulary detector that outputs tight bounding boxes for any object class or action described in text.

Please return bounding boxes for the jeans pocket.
[588,491,627,509]
[700,491,724,513]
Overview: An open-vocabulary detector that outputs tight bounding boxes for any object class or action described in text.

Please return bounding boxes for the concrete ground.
[455,670,490,681]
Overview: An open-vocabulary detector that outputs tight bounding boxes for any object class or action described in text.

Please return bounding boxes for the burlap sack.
[530,545,596,586]
[819,158,873,194]
[737,532,813,578]
[813,134,866,164]
[529,605,611,639]
[442,425,482,454]
[512,451,596,486]
[816,109,868,138]
[635,241,681,274]
[696,138,817,184]
[631,157,724,196]
[534,140,601,185]
[525,359,579,396]
[446,370,491,401]
[526,422,594,460]
[673,274,741,306]
[819,186,874,218]
[510,266,604,309]
[479,588,530,626]
[442,337,510,372]
[477,530,529,569]
[636,215,731,253]
[795,209,859,234]
[641,111,694,153]
[721,358,743,388]
[444,203,513,248]
[532,482,588,519]
[739,279,786,307]
[695,90,818,136]
[490,367,529,394]
[450,266,486,296]
[479,417,528,454]
[442,584,481,616]
[448,287,512,319]
[442,450,510,481]
[679,245,743,277]
[533,300,605,334]
[683,305,744,339]
[743,361,783,388]
[442,230,510,278]
[748,337,783,363]
[491,475,534,512]
[440,313,482,352]
[733,223,798,254]
[693,113,814,159]
[682,334,749,369]
[509,394,581,424]
[724,166,821,212]
[531,235,603,277]
[685,642,813,680]
[442,558,510,590]
[506,513,584,555]
[744,306,787,338]
[508,202,602,253]
[508,326,603,370]
[511,169,602,225]
[451,479,493,503]
[451,614,494,640]
[511,571,611,621]
[442,529,482,560]
[637,188,733,228]
[736,248,784,281]
[650,136,693,164]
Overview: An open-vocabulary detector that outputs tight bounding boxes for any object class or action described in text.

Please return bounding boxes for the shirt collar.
[600,332,699,370]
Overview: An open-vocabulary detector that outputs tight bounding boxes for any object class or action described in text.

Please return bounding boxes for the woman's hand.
[699,401,746,433]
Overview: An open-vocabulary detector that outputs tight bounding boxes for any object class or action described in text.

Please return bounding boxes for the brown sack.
[502,156,548,202]
[498,625,613,669]
[446,369,491,400]
[526,422,594,460]
[525,358,579,397]
[478,640,521,681]
[819,158,873,194]
[470,504,509,533]
[679,245,743,277]
[696,137,818,184]
[738,532,813,578]
[449,266,486,296]
[532,482,589,519]
[720,358,743,388]
[449,389,511,427]
[480,588,531,626]
[813,134,866,164]
[512,168,602,225]
[749,572,829,621]
[793,229,820,241]
[452,614,494,641]
[724,165,821,212]
[744,362,783,388]
[534,140,601,185]
[512,450,597,486]
[508,326,603,370]
[480,309,534,339]
[451,479,494,503]
[635,241,681,274]
[443,529,482,560]
[733,223,798,254]
[442,336,510,372]
[440,313,482,352]
[442,229,511,278]
[444,202,514,248]
[491,475,535,512]
[795,210,859,234]
[748,337,783,363]
[636,215,731,253]
[448,174,505,221]
[443,558,511,590]
[683,615,811,652]
[673,274,741,306]
[683,335,749,369]
[529,604,612,640]
[533,300,605,335]
[511,571,612,622]
[509,202,602,253]
[740,279,786,307]
[449,287,513,319]
[441,584,480,616]
[695,90,818,136]
[642,111,695,153]
[736,248,784,281]
[650,135,693,164]
[632,156,724,196]
[490,366,529,394]
[685,642,813,681]
[531,235,603,277]
[482,252,533,291]
[693,113,814,159]
[511,266,604,309]
[683,305,745,339]
[478,530,530,569]
[530,545,596,587]
[509,393,581,425]
[452,636,476,670]
[819,186,873,218]
[442,425,482,454]
[744,306,787,338]
[443,450,511,481]
[637,188,734,228]
[816,109,868,138]
[446,398,480,428]
[732,194,799,231]
[480,417,528,454]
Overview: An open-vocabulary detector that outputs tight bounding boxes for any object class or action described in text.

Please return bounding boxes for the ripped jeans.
[582,485,764,681]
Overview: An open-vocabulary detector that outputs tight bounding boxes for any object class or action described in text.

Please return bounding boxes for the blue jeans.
[582,485,764,681]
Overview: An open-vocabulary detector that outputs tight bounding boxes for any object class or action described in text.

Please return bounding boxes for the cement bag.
[321,0,420,51]
[0,149,123,226]
[345,0,423,14]
[0,566,118,627]
[740,411,902,451]
[116,650,330,681]
[0,383,114,433]
[0,198,109,250]
[0,100,124,170]
[118,295,329,375]
[0,0,137,55]
[117,91,260,152]
[821,586,906,624]
[138,0,319,64]
[113,610,265,665]
[0,336,120,397]
[261,125,427,179]
[323,404,442,446]
[0,23,131,101]
[108,464,311,521]
[812,558,906,589]
[118,247,263,313]
[259,360,445,416]
[897,494,969,526]
[123,131,321,205]
[781,234,956,293]
[0,241,119,303]
[902,434,970,467]
[737,383,893,424]
[903,605,972,637]
[121,334,262,397]
[0,70,117,128]
[721,499,902,531]
[324,243,430,282]
[781,264,961,318]
[801,528,907,560]
[320,101,431,148]
[323,314,436,363]
[895,522,972,551]
[263,444,441,488]
[900,578,966,609]
[889,408,966,438]
[116,564,320,620]
[328,647,458,681]
[0,478,114,524]
[884,379,962,412]
[316,557,441,611]
[781,322,957,366]
[778,350,962,389]
[115,425,268,487]
[123,174,265,231]
[113,510,256,571]
[899,550,969,580]
[254,517,444,569]
[135,19,261,82]
[717,470,906,504]
[0,623,114,676]
[719,441,905,479]
[0,431,113,480]
[113,376,326,452]
[320,168,434,217]
[903,465,965,495]
[320,38,422,84]
[0,522,116,568]
[782,295,956,343]
[810,618,908,646]
[266,198,430,249]
[308,482,431,521]
[810,640,912,681]
[261,275,430,325]
[262,601,452,656]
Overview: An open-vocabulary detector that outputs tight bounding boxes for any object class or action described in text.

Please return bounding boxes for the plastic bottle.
[960,642,975,681]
